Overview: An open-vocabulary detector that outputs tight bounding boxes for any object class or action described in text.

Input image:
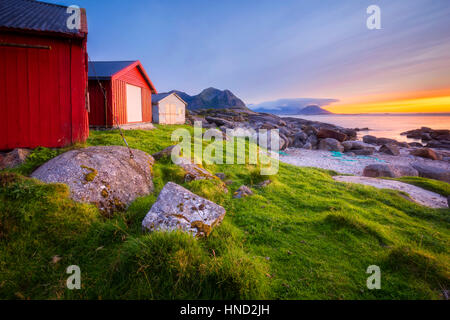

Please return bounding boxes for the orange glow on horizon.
[324,95,450,114]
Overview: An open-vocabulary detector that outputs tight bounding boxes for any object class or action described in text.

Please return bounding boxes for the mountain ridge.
[166,88,248,110]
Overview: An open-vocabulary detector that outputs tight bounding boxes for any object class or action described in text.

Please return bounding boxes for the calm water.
[286,114,450,142]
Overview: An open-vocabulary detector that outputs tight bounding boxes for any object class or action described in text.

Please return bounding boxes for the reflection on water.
[286,114,450,142]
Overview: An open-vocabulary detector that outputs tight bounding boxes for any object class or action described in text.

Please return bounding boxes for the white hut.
[152,93,187,124]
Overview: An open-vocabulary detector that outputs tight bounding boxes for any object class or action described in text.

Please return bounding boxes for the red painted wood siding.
[0,31,88,150]
[112,66,153,125]
[88,80,113,126]
[142,88,152,122]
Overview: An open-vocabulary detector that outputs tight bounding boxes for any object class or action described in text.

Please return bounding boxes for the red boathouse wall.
[0,31,89,150]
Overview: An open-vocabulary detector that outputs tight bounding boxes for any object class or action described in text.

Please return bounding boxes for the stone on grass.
[31,146,154,216]
[0,148,31,169]
[152,145,180,161]
[176,158,219,182]
[233,185,253,198]
[142,182,226,238]
[257,179,272,188]
[215,172,226,180]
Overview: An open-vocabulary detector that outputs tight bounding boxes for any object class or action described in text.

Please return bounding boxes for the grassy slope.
[387,177,450,197]
[0,125,449,300]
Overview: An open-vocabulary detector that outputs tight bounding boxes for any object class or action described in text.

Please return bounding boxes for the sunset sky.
[50,0,450,113]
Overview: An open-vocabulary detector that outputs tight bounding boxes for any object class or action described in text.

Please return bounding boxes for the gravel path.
[333,176,448,209]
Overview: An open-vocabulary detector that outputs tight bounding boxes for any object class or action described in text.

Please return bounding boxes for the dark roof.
[0,0,87,36]
[152,92,187,105]
[151,93,171,103]
[88,61,137,80]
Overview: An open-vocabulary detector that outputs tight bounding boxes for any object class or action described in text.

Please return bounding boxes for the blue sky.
[49,0,450,108]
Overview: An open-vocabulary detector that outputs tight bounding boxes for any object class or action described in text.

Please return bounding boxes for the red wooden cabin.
[0,0,89,150]
[88,61,157,127]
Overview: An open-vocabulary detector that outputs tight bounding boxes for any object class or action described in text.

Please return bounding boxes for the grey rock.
[302,125,318,136]
[257,179,272,188]
[409,142,423,148]
[205,116,235,127]
[363,135,378,145]
[410,148,442,161]
[152,145,180,161]
[142,182,226,238]
[379,144,400,156]
[215,172,226,180]
[306,135,318,147]
[31,146,154,215]
[234,185,253,198]
[342,141,354,152]
[293,131,308,148]
[363,164,418,178]
[411,163,450,183]
[176,158,226,188]
[302,142,312,150]
[318,138,344,152]
[317,128,347,142]
[0,148,31,169]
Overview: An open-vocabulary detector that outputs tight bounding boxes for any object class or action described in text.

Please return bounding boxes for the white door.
[126,84,142,122]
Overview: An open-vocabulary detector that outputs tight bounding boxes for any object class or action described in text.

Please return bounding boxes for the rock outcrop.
[411,163,450,183]
[410,148,442,161]
[31,146,154,215]
[318,138,344,152]
[0,148,31,170]
[379,144,400,156]
[363,164,418,178]
[402,127,450,150]
[142,182,226,237]
[317,128,347,142]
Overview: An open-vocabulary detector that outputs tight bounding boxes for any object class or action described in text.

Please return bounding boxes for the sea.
[284,113,450,142]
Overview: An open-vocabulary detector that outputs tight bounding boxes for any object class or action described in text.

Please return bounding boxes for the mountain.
[250,98,337,115]
[167,88,248,110]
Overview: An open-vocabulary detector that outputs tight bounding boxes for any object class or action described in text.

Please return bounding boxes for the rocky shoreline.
[187,108,450,183]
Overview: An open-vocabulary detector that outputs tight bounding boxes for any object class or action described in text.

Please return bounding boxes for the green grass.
[387,176,450,197]
[0,126,449,300]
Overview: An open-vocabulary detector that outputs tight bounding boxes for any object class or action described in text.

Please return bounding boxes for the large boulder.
[362,135,378,145]
[363,164,418,178]
[317,128,347,142]
[306,134,318,148]
[318,138,344,152]
[410,148,442,161]
[31,146,154,215]
[142,182,226,238]
[411,163,450,183]
[425,140,450,150]
[0,148,31,170]
[293,131,308,148]
[379,144,400,156]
